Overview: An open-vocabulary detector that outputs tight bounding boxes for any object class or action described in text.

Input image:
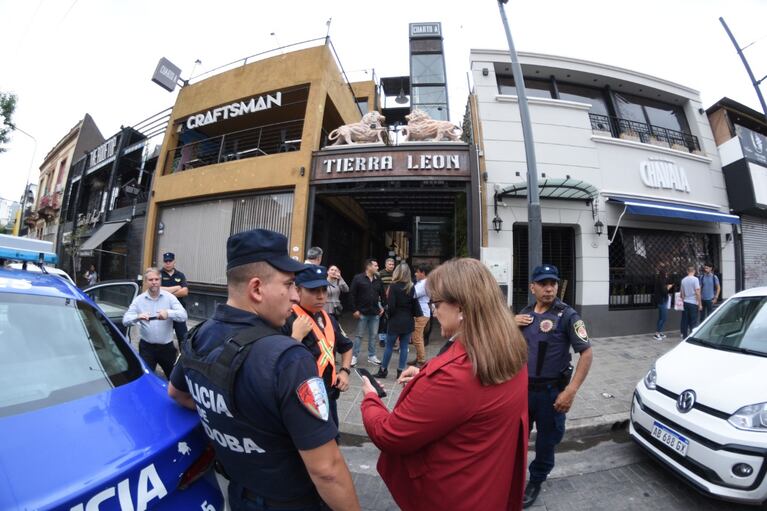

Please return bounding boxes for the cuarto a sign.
[185,92,282,130]
[640,158,690,193]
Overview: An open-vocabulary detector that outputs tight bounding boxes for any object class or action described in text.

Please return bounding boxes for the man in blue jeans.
[699,263,721,322]
[349,259,385,366]
[680,265,702,338]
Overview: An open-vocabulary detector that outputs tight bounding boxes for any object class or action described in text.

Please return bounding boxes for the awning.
[79,221,129,254]
[607,197,740,224]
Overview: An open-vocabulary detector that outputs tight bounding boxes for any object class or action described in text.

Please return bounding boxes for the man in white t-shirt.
[679,265,702,339]
[409,263,432,367]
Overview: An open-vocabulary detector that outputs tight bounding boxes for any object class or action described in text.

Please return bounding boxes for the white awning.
[79,221,128,254]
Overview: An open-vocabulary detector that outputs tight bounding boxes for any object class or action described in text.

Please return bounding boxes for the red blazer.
[361,341,529,511]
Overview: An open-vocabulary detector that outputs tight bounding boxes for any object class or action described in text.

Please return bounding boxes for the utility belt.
[529,365,573,392]
[241,487,322,509]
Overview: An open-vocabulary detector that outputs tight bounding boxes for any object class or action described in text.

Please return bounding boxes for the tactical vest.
[179,321,312,494]
[521,301,577,379]
[292,305,336,384]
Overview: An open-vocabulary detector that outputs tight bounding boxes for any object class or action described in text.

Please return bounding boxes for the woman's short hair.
[428,258,527,385]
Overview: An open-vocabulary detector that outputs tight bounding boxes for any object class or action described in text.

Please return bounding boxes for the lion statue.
[327,111,387,146]
[402,109,463,142]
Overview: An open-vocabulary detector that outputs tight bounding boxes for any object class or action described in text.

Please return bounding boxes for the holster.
[557,365,574,390]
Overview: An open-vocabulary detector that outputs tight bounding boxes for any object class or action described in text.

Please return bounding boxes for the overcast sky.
[2,0,767,206]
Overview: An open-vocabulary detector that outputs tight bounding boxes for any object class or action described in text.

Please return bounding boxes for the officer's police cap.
[531,264,560,282]
[226,229,306,273]
[295,265,330,289]
[162,252,175,261]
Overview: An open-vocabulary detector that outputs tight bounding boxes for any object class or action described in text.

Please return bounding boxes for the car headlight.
[728,402,767,432]
[643,364,657,390]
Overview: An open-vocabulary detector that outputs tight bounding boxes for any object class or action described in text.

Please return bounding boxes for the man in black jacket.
[349,258,385,367]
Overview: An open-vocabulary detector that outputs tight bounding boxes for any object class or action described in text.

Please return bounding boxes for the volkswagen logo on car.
[676,389,696,413]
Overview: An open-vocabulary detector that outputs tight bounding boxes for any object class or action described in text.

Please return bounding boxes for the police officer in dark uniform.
[515,264,593,508]
[283,265,354,429]
[160,252,189,346]
[167,229,360,511]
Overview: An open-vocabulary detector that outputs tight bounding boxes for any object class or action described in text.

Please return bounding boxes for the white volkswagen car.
[630,287,767,505]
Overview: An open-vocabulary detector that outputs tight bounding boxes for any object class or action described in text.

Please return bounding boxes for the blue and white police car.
[0,235,223,511]
[630,286,767,505]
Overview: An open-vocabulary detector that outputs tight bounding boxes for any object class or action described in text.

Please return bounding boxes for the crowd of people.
[652,261,721,341]
[118,229,596,510]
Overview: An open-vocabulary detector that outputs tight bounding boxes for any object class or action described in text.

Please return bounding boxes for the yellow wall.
[143,44,372,272]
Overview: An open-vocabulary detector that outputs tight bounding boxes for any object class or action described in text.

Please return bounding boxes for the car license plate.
[651,421,689,457]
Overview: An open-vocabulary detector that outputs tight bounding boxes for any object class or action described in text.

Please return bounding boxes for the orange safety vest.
[292,305,337,384]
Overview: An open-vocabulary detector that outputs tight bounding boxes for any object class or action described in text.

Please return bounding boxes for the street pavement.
[143,319,764,510]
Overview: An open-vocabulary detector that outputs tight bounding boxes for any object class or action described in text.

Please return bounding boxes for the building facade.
[708,97,767,291]
[25,114,103,245]
[470,50,738,336]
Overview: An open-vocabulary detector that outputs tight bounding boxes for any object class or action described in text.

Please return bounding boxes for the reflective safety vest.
[292,305,336,384]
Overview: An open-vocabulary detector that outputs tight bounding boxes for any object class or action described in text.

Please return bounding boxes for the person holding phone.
[123,267,187,378]
[359,258,529,511]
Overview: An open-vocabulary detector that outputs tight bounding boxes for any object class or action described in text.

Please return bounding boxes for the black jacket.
[386,282,416,335]
[349,272,385,315]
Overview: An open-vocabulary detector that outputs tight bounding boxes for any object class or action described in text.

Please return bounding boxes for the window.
[497,75,553,99]
[411,54,446,84]
[0,294,142,417]
[692,297,767,355]
[613,92,689,133]
[608,227,718,310]
[355,98,369,114]
[413,86,447,104]
[556,82,609,117]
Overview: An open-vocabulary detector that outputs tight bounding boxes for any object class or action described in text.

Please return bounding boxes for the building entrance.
[309,181,469,279]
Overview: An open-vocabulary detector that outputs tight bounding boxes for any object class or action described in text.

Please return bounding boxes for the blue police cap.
[295,265,330,289]
[163,252,175,261]
[226,229,306,273]
[531,264,560,282]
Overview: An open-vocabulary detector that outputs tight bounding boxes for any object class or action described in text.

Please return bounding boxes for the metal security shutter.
[742,215,767,289]
[157,200,234,285]
[230,193,293,236]
[512,225,575,311]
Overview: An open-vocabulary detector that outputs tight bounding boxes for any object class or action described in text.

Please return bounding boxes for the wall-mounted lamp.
[594,219,604,236]
[492,193,504,233]
[493,215,504,233]
[698,107,705,115]
[482,68,489,76]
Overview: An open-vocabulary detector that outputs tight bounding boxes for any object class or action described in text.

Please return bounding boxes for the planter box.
[648,137,670,148]
[619,132,641,143]
[592,129,613,138]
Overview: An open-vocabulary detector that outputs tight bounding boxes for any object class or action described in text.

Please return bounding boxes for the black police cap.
[226,229,306,273]
[295,265,330,289]
[163,252,175,261]
[531,264,560,282]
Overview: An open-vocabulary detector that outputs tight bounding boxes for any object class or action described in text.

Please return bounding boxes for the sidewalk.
[336,316,678,441]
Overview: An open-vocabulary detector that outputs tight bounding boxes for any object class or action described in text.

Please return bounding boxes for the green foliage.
[0,92,18,153]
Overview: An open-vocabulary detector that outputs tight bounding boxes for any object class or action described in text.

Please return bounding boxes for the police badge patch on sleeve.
[297,377,330,421]
[574,320,589,342]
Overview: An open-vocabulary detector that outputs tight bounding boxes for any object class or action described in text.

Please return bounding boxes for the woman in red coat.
[360,258,529,511]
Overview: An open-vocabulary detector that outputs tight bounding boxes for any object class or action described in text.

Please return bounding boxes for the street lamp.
[497,0,541,304]
[594,219,604,236]
[492,215,504,233]
[11,126,37,236]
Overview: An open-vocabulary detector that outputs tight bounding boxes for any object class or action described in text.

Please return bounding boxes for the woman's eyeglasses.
[428,300,444,309]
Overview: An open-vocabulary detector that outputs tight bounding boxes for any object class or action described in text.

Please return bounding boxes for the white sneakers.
[368,355,382,365]
[351,356,357,367]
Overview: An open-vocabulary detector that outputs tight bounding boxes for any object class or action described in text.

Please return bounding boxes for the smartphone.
[355,368,387,398]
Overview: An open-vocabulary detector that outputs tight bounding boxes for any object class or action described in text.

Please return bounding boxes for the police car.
[630,286,767,505]
[0,235,223,510]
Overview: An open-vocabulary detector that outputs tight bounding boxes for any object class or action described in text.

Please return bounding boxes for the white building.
[471,50,738,336]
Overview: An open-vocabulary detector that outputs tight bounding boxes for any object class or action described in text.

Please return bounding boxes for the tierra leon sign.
[312,148,470,182]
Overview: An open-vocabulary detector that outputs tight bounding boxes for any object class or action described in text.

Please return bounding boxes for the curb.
[340,411,631,444]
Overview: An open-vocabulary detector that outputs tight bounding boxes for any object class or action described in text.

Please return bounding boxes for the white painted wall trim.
[591,135,712,163]
[495,95,592,111]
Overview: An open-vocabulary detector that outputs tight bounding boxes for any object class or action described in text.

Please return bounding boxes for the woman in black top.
[375,263,417,379]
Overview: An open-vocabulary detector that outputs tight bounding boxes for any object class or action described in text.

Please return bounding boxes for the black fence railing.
[166,119,304,174]
[589,113,701,153]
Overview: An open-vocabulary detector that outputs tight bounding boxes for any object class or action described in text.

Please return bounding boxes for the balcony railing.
[589,113,701,153]
[38,192,62,210]
[166,119,304,174]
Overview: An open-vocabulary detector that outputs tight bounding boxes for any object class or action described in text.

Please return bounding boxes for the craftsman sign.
[185,92,282,129]
[639,158,690,193]
[312,148,469,181]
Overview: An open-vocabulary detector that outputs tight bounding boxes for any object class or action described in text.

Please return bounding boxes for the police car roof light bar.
[0,234,58,266]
